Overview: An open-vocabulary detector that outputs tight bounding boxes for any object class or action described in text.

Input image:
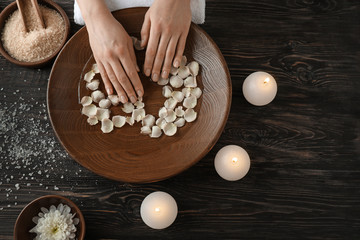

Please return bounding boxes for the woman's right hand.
[77,0,143,103]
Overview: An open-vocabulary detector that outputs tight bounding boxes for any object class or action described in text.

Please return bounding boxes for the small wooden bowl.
[14,195,85,240]
[0,0,70,68]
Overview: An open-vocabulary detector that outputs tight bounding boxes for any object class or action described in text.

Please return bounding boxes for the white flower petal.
[162,85,173,98]
[80,96,92,106]
[158,107,168,118]
[108,95,120,106]
[175,106,185,117]
[164,98,178,109]
[191,87,202,99]
[183,95,197,109]
[83,70,95,83]
[171,91,184,102]
[142,114,155,127]
[92,63,100,73]
[82,104,97,117]
[132,108,146,122]
[122,102,134,113]
[165,109,176,123]
[96,108,110,121]
[86,79,100,91]
[99,99,111,109]
[174,117,186,127]
[126,116,135,126]
[156,117,167,130]
[163,123,177,136]
[182,87,192,98]
[187,61,199,76]
[184,76,197,88]
[140,126,152,135]
[184,108,197,122]
[87,116,98,125]
[91,90,105,103]
[157,77,169,86]
[101,119,113,133]
[178,66,191,79]
[112,115,126,128]
[170,75,183,88]
[150,126,162,138]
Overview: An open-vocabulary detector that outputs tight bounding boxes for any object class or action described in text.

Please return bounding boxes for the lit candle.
[214,145,251,181]
[242,71,277,106]
[140,191,178,229]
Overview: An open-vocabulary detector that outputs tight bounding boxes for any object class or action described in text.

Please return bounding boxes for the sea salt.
[1,5,65,62]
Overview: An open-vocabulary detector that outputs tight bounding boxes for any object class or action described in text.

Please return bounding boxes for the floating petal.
[150,126,162,138]
[164,98,177,109]
[96,108,110,121]
[170,75,183,88]
[165,109,176,123]
[99,99,111,109]
[81,96,92,106]
[191,87,202,99]
[174,117,185,128]
[172,91,184,102]
[132,108,146,122]
[187,61,199,76]
[122,102,134,113]
[87,116,98,125]
[101,118,113,133]
[140,126,152,135]
[91,90,105,103]
[108,95,120,106]
[163,123,177,136]
[184,108,197,122]
[142,114,155,127]
[183,95,197,109]
[86,79,100,91]
[82,104,97,117]
[84,70,95,83]
[112,115,126,128]
[162,85,173,98]
[184,76,197,88]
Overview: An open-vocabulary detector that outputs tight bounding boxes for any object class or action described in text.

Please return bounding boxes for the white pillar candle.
[243,71,277,106]
[214,145,251,181]
[140,191,178,229]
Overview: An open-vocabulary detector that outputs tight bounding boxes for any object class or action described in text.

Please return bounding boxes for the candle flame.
[232,157,238,164]
[264,77,270,84]
[155,207,160,213]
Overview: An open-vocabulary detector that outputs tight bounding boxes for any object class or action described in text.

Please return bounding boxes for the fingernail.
[137,90,143,97]
[152,73,158,81]
[145,69,151,76]
[130,96,136,103]
[174,60,180,68]
[136,65,140,72]
[106,88,111,95]
[161,70,168,79]
[141,39,145,47]
[120,96,127,103]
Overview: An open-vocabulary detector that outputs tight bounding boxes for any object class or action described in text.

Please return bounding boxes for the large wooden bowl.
[47,8,231,183]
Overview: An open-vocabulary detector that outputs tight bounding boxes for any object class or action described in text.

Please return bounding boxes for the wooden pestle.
[16,0,46,32]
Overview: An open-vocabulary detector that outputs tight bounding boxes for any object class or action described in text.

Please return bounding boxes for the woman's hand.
[77,0,143,103]
[141,0,192,81]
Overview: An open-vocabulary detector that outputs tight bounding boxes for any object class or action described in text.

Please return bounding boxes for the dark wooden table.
[1,0,359,239]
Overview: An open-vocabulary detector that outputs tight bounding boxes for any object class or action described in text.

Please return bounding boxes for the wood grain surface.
[0,0,359,239]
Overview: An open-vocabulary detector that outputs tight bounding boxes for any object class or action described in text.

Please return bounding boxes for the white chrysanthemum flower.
[30,204,79,240]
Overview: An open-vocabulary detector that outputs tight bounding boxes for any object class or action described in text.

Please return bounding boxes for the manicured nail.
[152,73,158,82]
[130,96,137,103]
[137,90,143,97]
[174,60,180,68]
[120,96,127,103]
[161,70,168,79]
[145,68,151,76]
[106,88,111,95]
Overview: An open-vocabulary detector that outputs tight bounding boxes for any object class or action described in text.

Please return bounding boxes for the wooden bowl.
[14,195,85,240]
[0,0,70,68]
[48,8,232,183]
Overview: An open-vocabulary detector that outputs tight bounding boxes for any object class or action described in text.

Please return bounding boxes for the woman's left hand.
[140,0,192,81]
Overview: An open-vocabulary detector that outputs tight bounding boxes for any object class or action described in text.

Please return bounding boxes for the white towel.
[74,0,205,25]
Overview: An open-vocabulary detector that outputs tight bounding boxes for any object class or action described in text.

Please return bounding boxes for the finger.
[152,34,171,81]
[143,28,160,79]
[120,51,144,98]
[103,62,128,103]
[173,34,188,68]
[96,60,113,95]
[161,36,178,79]
[110,58,138,103]
[128,40,140,72]
[140,12,150,48]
